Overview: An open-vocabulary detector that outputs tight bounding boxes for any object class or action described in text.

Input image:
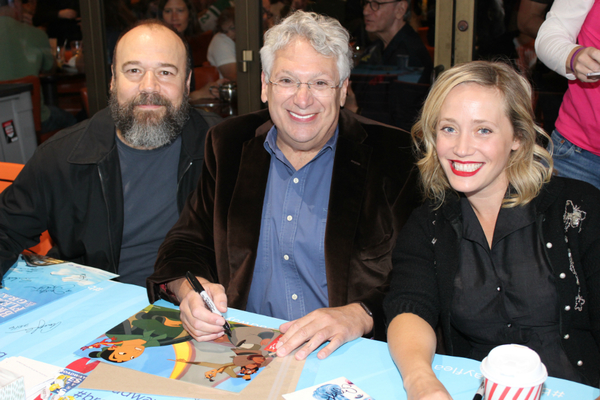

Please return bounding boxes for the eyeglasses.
[361,0,401,11]
[268,78,340,97]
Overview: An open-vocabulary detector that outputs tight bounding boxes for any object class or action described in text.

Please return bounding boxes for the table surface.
[1,261,598,400]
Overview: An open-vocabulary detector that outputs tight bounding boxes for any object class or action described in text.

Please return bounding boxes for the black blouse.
[451,198,582,382]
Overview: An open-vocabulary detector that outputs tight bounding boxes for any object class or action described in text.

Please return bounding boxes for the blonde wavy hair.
[412,61,553,208]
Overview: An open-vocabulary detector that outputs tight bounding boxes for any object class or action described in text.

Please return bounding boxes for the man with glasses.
[359,0,432,81]
[148,11,418,360]
[345,0,432,130]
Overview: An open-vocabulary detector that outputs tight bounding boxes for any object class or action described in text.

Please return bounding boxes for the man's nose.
[293,83,314,107]
[140,71,159,92]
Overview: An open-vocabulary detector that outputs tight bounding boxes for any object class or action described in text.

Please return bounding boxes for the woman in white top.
[207,7,236,81]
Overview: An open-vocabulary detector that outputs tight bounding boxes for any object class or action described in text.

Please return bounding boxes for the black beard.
[109,89,190,149]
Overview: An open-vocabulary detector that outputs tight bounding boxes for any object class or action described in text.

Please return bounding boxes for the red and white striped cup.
[480,344,548,400]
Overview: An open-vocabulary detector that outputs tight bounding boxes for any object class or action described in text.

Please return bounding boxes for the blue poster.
[0,255,118,322]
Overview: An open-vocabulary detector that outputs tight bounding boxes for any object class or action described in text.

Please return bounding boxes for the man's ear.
[110,66,116,91]
[260,71,269,103]
[186,70,192,94]
[395,0,409,20]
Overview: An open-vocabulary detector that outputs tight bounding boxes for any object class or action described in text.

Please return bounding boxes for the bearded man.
[0,20,217,286]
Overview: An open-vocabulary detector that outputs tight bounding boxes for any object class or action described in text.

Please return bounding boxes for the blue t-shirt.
[116,135,182,286]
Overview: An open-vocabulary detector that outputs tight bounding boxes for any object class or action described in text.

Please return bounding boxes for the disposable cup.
[480,344,547,400]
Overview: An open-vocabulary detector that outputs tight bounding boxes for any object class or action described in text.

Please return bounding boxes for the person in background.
[32,0,81,45]
[207,7,236,81]
[20,0,33,24]
[198,0,232,32]
[0,0,77,134]
[263,0,291,30]
[517,0,552,39]
[344,0,433,131]
[147,11,418,361]
[0,20,216,286]
[161,0,200,37]
[358,0,432,83]
[535,0,600,190]
[385,61,600,399]
[516,0,566,136]
[159,0,226,100]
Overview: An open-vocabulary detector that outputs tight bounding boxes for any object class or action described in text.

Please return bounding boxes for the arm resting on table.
[388,313,453,400]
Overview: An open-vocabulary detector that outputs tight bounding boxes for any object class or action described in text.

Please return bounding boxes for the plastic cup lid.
[480,344,548,387]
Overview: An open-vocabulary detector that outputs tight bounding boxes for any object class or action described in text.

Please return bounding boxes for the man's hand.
[275,303,373,361]
[169,276,228,342]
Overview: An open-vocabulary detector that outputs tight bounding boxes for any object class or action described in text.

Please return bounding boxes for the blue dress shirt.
[245,125,338,321]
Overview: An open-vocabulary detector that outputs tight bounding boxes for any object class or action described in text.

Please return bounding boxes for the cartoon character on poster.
[76,305,283,392]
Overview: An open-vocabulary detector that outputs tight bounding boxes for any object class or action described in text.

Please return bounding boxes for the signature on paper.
[25,285,75,295]
[7,319,62,334]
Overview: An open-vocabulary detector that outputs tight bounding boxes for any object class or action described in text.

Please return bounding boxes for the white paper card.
[283,376,374,400]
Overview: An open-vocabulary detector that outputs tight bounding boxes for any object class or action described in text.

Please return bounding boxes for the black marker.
[185,271,232,337]
[472,380,485,400]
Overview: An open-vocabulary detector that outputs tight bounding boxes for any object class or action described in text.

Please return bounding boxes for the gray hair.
[260,10,353,85]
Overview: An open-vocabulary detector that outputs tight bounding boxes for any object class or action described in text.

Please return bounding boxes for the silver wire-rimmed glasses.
[268,78,340,97]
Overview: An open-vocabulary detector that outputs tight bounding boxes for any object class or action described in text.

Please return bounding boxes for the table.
[1,262,598,400]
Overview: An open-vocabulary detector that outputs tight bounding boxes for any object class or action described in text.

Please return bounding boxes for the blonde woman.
[384,61,600,399]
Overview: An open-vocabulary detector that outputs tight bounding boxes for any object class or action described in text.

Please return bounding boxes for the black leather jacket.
[0,107,212,280]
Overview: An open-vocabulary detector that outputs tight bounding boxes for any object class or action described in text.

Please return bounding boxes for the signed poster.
[75,304,283,393]
[0,255,118,322]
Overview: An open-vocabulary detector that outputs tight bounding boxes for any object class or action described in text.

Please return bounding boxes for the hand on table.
[275,303,373,361]
[570,46,600,82]
[170,276,228,342]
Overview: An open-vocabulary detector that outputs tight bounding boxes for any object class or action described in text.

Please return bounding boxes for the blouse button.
[291,294,298,300]
[283,254,289,261]
[496,286,501,292]
[559,273,566,279]
[563,334,570,339]
[546,242,552,248]
[577,360,583,366]
[293,178,299,184]
[565,305,571,311]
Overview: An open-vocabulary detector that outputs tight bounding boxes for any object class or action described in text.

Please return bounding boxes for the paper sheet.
[79,351,305,399]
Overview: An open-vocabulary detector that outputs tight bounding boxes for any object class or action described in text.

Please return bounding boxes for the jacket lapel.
[226,121,272,307]
[325,109,371,306]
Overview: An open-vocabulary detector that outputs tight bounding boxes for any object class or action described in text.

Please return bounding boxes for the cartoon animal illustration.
[83,305,190,363]
[173,348,273,381]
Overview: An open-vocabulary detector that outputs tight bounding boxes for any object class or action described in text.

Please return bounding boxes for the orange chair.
[193,65,220,90]
[0,161,53,255]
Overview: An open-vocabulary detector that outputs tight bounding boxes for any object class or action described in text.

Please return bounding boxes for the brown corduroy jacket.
[147,108,419,340]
